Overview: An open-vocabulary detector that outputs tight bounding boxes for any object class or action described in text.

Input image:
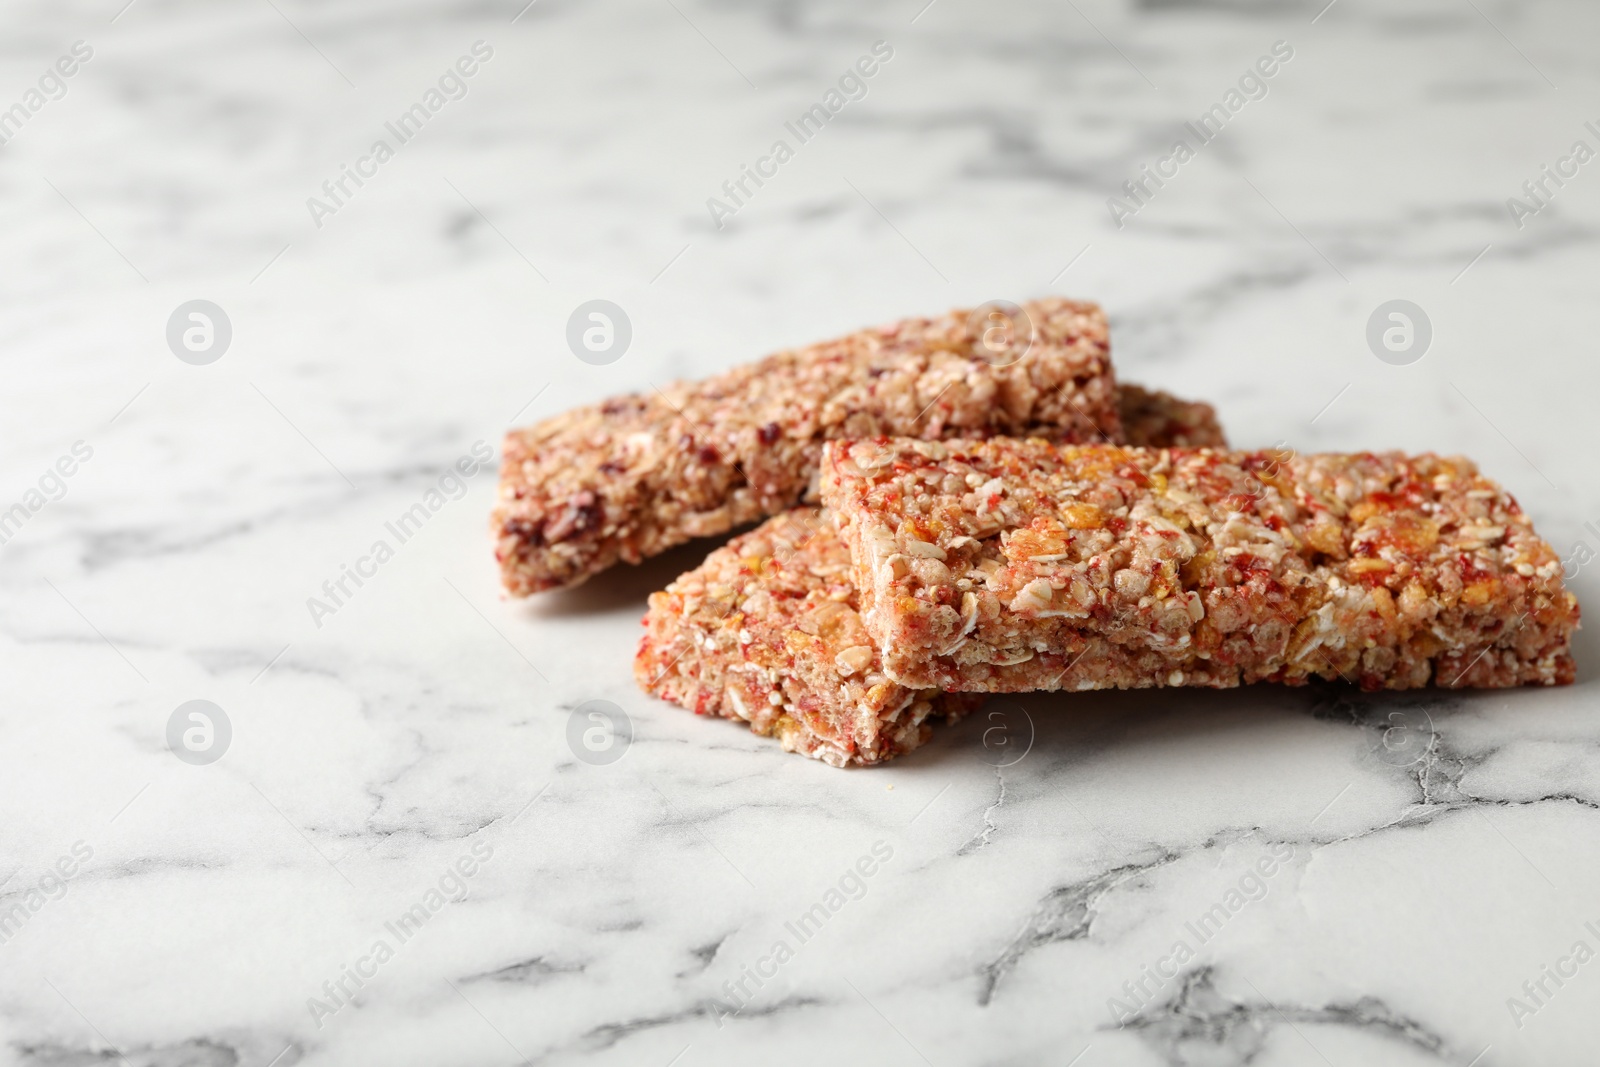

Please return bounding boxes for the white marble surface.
[3,0,1599,1064]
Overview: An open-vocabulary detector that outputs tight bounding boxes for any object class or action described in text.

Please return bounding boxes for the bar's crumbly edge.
[822,439,1578,693]
[494,297,1117,595]
[1115,382,1226,450]
[633,507,983,767]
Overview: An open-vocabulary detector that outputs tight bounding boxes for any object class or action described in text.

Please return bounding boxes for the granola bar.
[822,440,1578,692]
[1116,383,1226,449]
[634,507,985,767]
[1113,382,1222,447]
[635,386,1226,767]
[495,298,1118,594]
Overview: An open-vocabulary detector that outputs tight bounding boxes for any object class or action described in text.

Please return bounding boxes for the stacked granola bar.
[493,297,1578,767]
[495,298,1117,594]
[821,440,1577,693]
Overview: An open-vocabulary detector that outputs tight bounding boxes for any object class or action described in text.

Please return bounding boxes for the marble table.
[3,0,1598,1063]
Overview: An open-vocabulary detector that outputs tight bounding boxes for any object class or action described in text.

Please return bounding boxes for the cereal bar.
[495,298,1118,594]
[1115,383,1226,450]
[634,507,984,767]
[822,440,1578,692]
[634,387,1227,767]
